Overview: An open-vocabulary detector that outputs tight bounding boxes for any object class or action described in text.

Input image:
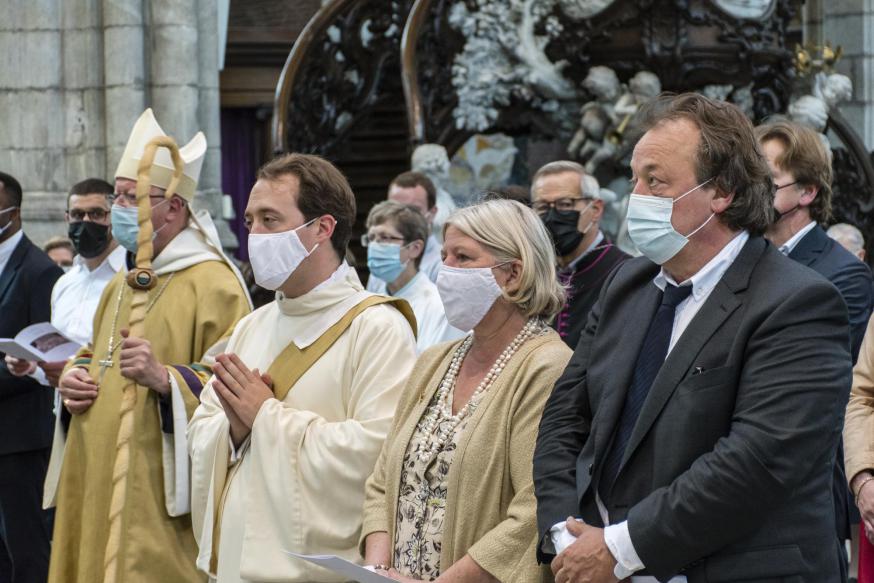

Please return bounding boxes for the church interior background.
[3,0,874,287]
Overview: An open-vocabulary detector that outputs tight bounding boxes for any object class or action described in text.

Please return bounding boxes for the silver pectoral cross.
[98,357,114,380]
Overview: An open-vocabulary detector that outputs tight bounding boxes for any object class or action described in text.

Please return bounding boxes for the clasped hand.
[119,329,169,394]
[211,353,274,447]
[552,518,620,583]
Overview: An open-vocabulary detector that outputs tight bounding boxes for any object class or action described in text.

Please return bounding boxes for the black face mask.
[68,221,111,259]
[542,209,583,257]
[772,203,800,224]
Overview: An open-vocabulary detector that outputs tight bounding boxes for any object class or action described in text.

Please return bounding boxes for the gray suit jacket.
[534,236,851,582]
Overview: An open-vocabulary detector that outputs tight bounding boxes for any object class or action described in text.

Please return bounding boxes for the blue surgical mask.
[111,200,169,253]
[626,178,714,265]
[367,242,409,283]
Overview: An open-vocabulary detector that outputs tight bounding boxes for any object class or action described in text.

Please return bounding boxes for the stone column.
[103,0,147,179]
[821,0,874,149]
[0,0,66,243]
[197,0,236,247]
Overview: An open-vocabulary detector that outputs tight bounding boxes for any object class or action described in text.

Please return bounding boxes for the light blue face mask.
[111,200,169,253]
[626,178,714,265]
[367,241,409,283]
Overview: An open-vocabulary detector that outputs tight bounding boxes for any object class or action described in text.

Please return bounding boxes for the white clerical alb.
[188,266,417,583]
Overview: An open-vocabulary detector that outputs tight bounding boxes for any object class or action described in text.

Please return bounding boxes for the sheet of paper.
[0,322,81,362]
[283,551,395,583]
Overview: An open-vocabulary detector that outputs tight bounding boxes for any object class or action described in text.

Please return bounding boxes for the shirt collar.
[276,261,351,302]
[75,244,126,274]
[778,220,816,256]
[564,231,606,272]
[391,272,423,298]
[654,231,750,301]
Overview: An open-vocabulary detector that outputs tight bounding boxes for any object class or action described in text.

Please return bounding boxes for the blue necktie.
[599,283,693,502]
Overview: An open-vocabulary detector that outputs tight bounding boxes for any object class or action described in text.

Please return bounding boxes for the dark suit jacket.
[0,235,63,455]
[534,236,851,582]
[552,242,629,349]
[789,224,873,545]
[789,224,873,362]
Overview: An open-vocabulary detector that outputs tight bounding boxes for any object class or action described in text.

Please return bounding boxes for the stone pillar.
[197,0,236,247]
[103,0,147,179]
[821,0,874,150]
[0,0,66,243]
[0,0,232,247]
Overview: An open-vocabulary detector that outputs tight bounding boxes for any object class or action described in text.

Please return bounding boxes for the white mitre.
[114,108,206,202]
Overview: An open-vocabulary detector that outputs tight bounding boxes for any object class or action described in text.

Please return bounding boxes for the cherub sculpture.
[568,66,622,173]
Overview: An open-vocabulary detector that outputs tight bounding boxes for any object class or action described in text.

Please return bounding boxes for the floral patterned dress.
[393,390,472,581]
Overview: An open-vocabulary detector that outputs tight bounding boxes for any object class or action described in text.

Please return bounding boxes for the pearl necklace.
[416,318,543,463]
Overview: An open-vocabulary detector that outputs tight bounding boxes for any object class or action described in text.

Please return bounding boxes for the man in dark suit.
[0,171,63,583]
[531,161,629,349]
[757,120,873,361]
[757,120,872,581]
[533,94,852,583]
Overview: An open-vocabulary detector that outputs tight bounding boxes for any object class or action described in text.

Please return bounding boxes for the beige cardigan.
[846,314,874,483]
[361,329,571,582]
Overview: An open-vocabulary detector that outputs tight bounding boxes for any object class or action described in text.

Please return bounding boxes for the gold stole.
[209,295,416,572]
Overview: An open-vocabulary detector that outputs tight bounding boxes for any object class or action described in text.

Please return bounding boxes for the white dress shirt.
[366,234,442,293]
[51,245,126,346]
[0,230,24,276]
[552,231,750,582]
[778,220,816,256]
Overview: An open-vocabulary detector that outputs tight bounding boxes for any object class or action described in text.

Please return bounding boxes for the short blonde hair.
[444,199,565,320]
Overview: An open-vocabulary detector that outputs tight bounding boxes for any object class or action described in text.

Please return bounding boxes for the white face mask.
[626,178,714,265]
[248,218,319,290]
[436,262,508,332]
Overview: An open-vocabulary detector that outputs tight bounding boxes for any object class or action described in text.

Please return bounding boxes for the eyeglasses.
[68,208,110,222]
[531,197,591,214]
[360,233,406,247]
[774,181,798,191]
[110,193,167,207]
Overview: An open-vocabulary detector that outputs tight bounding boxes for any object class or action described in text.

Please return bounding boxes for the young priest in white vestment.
[188,153,418,582]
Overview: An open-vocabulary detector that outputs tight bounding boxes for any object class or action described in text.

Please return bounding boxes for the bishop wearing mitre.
[45,109,252,583]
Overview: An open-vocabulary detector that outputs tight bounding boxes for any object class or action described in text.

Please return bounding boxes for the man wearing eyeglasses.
[531,161,629,348]
[7,179,125,389]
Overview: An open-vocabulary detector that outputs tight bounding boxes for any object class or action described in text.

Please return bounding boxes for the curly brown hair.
[635,93,775,236]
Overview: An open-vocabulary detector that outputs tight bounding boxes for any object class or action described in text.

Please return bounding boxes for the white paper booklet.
[0,322,81,362]
[283,551,395,583]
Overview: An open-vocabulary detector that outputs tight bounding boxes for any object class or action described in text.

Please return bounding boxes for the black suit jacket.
[551,242,629,349]
[534,236,851,582]
[0,235,63,455]
[789,224,873,546]
[789,224,873,362]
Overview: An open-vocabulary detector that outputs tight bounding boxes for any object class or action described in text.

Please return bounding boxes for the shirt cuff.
[228,434,250,465]
[604,521,644,579]
[547,521,578,555]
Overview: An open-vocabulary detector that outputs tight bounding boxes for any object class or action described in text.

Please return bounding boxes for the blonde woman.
[361,199,572,582]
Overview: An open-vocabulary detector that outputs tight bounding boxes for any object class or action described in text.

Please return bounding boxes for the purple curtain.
[220,108,264,261]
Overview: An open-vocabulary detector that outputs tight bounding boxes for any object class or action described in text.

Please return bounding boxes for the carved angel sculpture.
[568,66,622,173]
